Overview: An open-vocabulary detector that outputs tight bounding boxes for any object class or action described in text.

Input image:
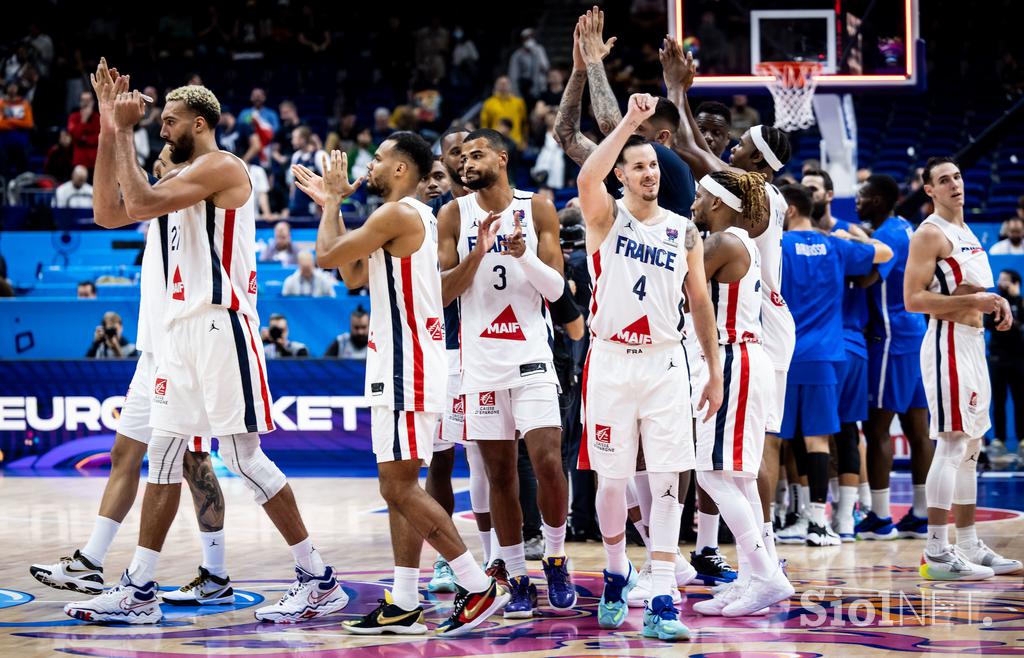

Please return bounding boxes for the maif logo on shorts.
[425,317,444,341]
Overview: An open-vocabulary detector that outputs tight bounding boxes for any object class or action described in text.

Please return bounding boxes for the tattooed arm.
[183,451,225,532]
[578,7,622,136]
[554,22,598,167]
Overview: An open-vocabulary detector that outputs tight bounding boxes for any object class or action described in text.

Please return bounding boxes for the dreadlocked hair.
[708,170,768,225]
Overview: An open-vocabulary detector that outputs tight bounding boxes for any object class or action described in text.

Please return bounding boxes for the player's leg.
[425,439,457,593]
[464,442,495,563]
[757,434,783,555]
[833,422,861,542]
[898,406,932,538]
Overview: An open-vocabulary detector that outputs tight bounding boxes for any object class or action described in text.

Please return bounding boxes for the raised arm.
[578,6,622,136]
[554,21,599,166]
[90,59,136,228]
[316,150,371,287]
[660,39,726,178]
[438,200,501,306]
[682,224,723,420]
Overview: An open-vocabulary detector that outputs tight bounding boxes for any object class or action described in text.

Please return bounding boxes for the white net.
[755,62,823,132]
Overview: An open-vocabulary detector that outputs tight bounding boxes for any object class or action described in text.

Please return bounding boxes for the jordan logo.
[754,543,763,551]
[172,266,185,301]
[660,487,675,499]
[931,533,939,540]
[209,540,218,546]
[667,358,678,370]
[967,454,978,463]
[610,316,653,345]
[625,220,633,230]
[209,321,219,332]
[481,305,526,340]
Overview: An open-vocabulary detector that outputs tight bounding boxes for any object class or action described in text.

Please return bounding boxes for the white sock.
[479,531,492,565]
[488,529,500,563]
[449,550,489,592]
[541,521,566,559]
[391,566,420,610]
[289,537,325,576]
[912,484,928,517]
[200,530,227,578]
[502,542,527,578]
[127,546,160,584]
[603,537,628,577]
[870,488,891,519]
[858,482,871,509]
[956,525,978,548]
[81,516,120,566]
[762,521,779,564]
[650,559,675,598]
[696,511,720,551]
[737,529,773,577]
[829,477,839,504]
[633,520,652,553]
[838,486,857,523]
[798,485,810,515]
[926,524,948,554]
[808,502,827,527]
[776,477,789,507]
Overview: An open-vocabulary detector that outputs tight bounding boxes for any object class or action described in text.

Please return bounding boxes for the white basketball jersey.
[456,190,556,393]
[588,200,688,346]
[921,213,995,294]
[756,182,795,369]
[136,216,168,353]
[163,154,260,325]
[365,197,447,412]
[710,227,763,345]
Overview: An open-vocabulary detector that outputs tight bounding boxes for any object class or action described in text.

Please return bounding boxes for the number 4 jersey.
[588,200,689,347]
[455,190,557,393]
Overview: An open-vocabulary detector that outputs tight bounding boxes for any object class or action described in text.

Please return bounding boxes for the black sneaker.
[690,546,739,585]
[485,558,510,590]
[162,567,234,605]
[436,578,510,637]
[342,591,426,635]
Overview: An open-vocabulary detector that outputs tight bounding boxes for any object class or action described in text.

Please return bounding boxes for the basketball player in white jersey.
[32,62,230,605]
[64,79,345,624]
[314,136,508,636]
[689,169,795,616]
[904,156,1022,580]
[577,93,723,641]
[437,128,576,618]
[661,37,794,554]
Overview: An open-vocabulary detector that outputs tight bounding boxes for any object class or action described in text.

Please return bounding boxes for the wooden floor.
[2,474,1023,657]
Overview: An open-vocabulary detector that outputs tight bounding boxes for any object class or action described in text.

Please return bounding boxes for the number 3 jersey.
[588,200,689,347]
[456,190,557,393]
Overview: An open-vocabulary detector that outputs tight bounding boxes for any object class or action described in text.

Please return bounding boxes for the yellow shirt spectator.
[480,76,527,148]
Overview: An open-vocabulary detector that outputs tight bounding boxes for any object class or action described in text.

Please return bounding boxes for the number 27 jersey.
[588,201,689,346]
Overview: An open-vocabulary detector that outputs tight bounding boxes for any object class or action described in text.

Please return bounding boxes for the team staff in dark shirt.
[986,269,1024,444]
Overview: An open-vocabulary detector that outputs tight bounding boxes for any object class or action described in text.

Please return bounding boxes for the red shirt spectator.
[68,91,100,171]
[45,129,74,182]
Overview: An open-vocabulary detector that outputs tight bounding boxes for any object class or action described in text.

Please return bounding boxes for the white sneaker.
[628,561,681,607]
[920,546,995,581]
[722,568,794,617]
[674,551,698,586]
[63,571,161,624]
[30,550,104,595]
[806,522,842,547]
[777,515,809,544]
[254,565,349,623]
[162,566,234,605]
[692,579,742,616]
[958,540,1023,575]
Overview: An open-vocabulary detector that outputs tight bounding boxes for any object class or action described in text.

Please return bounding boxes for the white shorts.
[921,320,991,438]
[696,343,771,475]
[464,381,560,440]
[434,373,464,452]
[119,352,212,451]
[579,341,695,478]
[372,407,439,465]
[150,309,275,438]
[765,368,787,435]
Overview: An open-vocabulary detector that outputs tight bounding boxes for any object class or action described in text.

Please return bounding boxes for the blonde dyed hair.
[165,85,221,127]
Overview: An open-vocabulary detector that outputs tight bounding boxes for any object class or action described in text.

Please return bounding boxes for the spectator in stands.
[348,127,376,180]
[324,306,370,359]
[481,75,527,149]
[77,280,97,299]
[509,28,550,104]
[54,165,94,209]
[239,87,278,167]
[417,159,450,201]
[23,23,53,78]
[218,112,274,218]
[264,313,309,358]
[261,220,299,265]
[288,126,326,216]
[68,90,100,172]
[414,17,450,81]
[87,312,138,359]
[371,107,393,144]
[297,5,332,56]
[801,159,822,177]
[857,167,873,185]
[531,111,566,188]
[0,82,34,174]
[282,250,337,298]
[137,86,163,168]
[451,26,480,87]
[990,217,1024,255]
[729,94,760,140]
[986,269,1024,449]
[1017,195,1024,220]
[273,100,302,164]
[44,129,74,182]
[539,68,566,107]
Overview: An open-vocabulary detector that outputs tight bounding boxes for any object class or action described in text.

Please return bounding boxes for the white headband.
[751,125,783,172]
[699,175,742,212]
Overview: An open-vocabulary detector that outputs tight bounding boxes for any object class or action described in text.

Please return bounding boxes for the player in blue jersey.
[854,175,934,541]
[777,185,892,547]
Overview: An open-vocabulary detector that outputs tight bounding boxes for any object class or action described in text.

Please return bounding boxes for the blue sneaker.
[541,556,576,610]
[503,575,538,619]
[895,511,928,539]
[598,564,638,629]
[852,505,868,528]
[642,594,690,641]
[855,511,898,540]
[428,559,456,593]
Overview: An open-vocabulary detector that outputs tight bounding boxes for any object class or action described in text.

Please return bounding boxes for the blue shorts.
[780,361,841,439]
[836,351,869,423]
[868,345,928,414]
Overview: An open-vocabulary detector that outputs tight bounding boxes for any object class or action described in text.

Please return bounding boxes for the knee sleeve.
[646,471,682,554]
[926,433,968,511]
[147,432,188,485]
[735,475,764,523]
[218,433,287,504]
[698,471,760,545]
[595,476,629,538]
[953,438,981,505]
[634,471,653,527]
[465,443,490,514]
[625,478,639,510]
[836,423,861,475]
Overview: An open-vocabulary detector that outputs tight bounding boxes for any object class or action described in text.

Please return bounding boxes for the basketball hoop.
[755,61,823,132]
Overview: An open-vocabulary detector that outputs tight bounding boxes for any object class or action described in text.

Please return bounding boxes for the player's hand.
[660,37,696,91]
[506,215,526,257]
[292,163,326,207]
[571,21,586,71]
[90,58,128,133]
[578,6,617,65]
[970,291,1003,314]
[993,295,1013,331]
[321,150,365,206]
[112,90,146,130]
[472,212,502,258]
[626,93,657,121]
[697,372,724,422]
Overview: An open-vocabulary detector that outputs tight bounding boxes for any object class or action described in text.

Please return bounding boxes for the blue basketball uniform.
[779,230,876,439]
[866,216,928,413]
[831,218,871,423]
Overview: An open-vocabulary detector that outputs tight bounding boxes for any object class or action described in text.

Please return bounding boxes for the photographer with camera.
[86,311,139,359]
[262,313,310,359]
